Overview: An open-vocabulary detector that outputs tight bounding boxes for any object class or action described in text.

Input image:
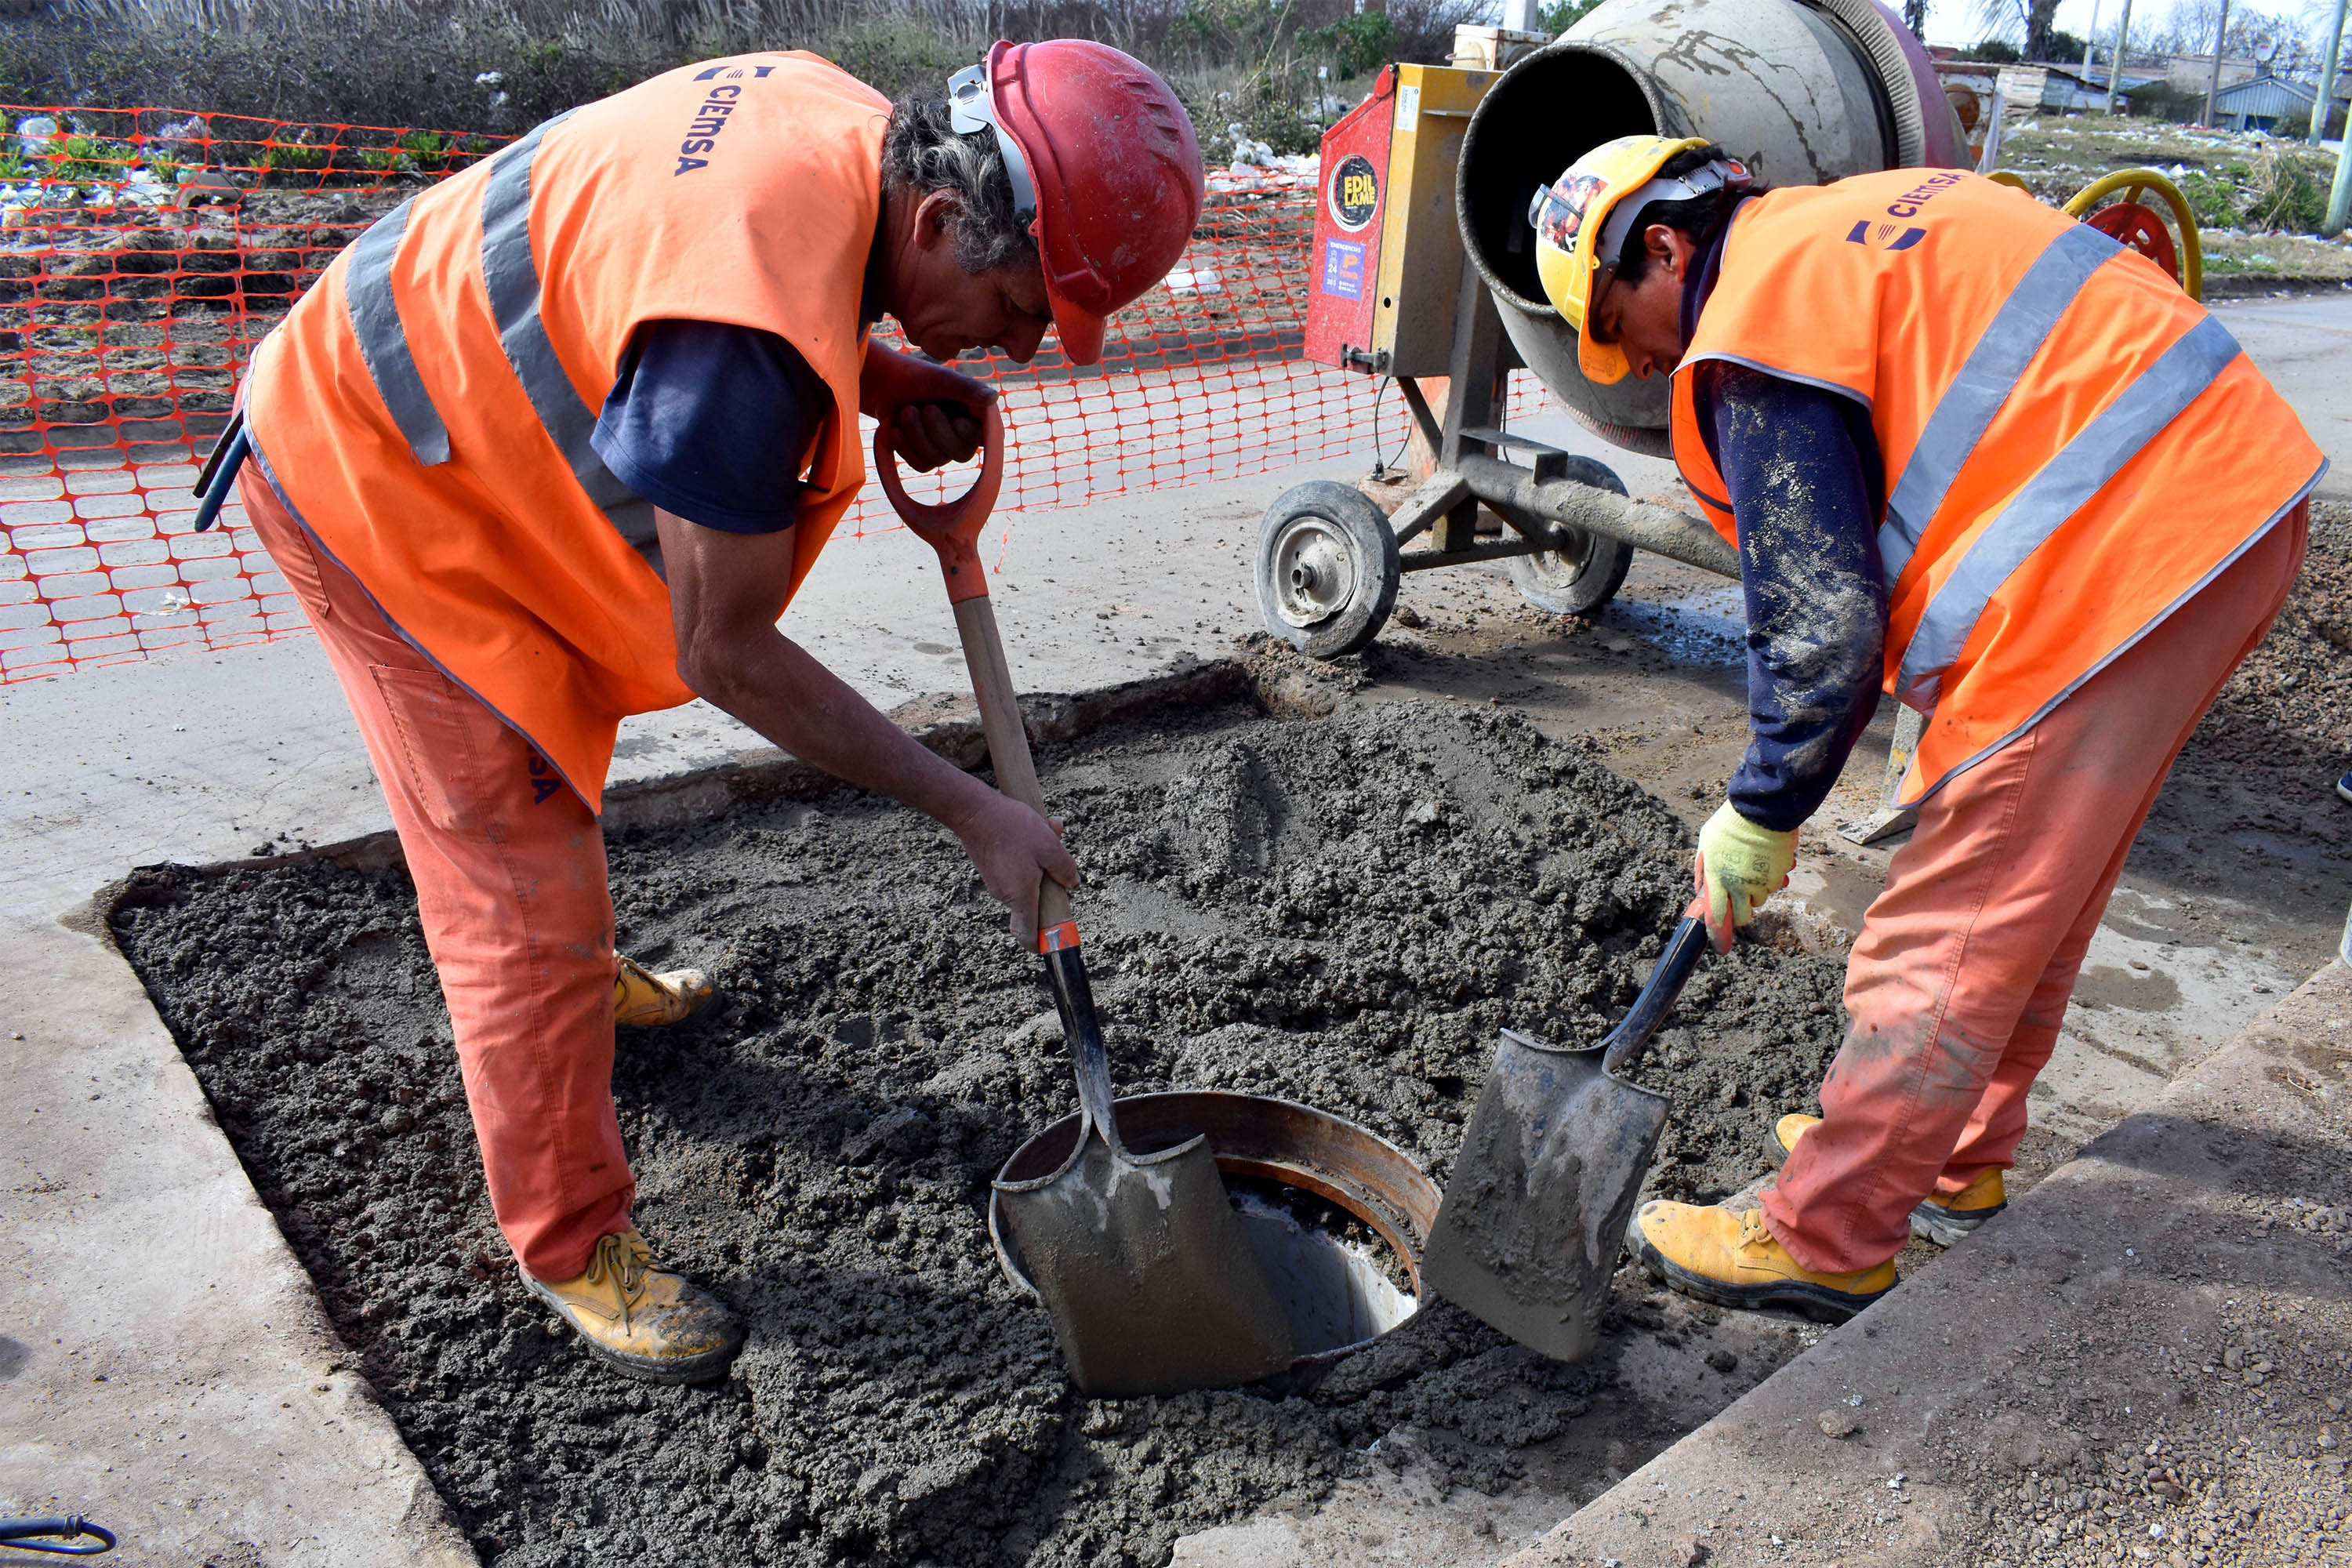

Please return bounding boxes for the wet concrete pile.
[114,701,1850,1566]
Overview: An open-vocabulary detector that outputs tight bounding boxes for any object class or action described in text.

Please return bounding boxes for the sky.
[1918,0,2149,49]
[1916,0,2345,53]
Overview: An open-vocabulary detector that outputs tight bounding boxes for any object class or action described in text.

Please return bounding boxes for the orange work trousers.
[1762,503,2309,1274]
[238,466,633,1282]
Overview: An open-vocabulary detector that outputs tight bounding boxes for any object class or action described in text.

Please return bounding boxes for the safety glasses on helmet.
[1526,154,1747,286]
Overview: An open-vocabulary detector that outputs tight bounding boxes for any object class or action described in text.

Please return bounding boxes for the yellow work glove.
[1693,801,1797,953]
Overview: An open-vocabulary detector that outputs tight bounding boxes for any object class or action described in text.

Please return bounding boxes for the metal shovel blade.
[993,944,1295,1397]
[1421,915,1708,1362]
[996,1123,1296,1397]
[1420,1029,1670,1361]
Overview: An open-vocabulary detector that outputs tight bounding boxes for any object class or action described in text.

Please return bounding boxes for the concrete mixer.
[1257,0,1967,658]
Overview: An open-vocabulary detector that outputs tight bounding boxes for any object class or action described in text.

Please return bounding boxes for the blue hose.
[0,1517,114,1555]
[189,412,251,535]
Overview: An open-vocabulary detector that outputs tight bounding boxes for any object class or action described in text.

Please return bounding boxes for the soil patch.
[2138,499,2352,941]
[113,701,1849,1566]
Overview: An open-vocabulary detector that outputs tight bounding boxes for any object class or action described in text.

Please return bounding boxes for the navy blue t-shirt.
[591,319,831,535]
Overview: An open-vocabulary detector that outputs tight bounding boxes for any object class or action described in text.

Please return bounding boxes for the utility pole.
[2312,0,2348,142]
[2082,0,2100,70]
[2202,0,2231,125]
[2329,124,2352,236]
[2104,0,2136,112]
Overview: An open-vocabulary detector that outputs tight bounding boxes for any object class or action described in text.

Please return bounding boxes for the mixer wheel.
[1504,456,1634,615]
[1256,481,1400,659]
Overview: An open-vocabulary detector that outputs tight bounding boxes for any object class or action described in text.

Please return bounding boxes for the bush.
[2124,80,2203,122]
[2178,169,2243,228]
[2042,28,2087,60]
[1300,12,1394,79]
[1960,38,2022,62]
[52,132,135,182]
[2242,145,2329,234]
[1537,0,1602,31]
[0,0,1486,160]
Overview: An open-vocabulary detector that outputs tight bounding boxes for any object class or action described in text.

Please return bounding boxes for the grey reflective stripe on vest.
[1893,314,2244,708]
[479,116,660,557]
[1877,222,2118,583]
[343,201,451,466]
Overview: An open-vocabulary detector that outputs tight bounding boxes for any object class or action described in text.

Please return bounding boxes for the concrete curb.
[0,912,480,1567]
[2201,274,2352,301]
[1501,961,2352,1568]
[89,656,1261,896]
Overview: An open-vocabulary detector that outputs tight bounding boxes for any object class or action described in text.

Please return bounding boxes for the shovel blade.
[1421,1029,1671,1362]
[997,1133,1296,1397]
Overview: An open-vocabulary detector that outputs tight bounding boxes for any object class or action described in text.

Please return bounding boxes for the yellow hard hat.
[1529,135,1742,386]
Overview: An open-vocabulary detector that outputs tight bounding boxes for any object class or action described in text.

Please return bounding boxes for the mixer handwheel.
[1256,481,1400,659]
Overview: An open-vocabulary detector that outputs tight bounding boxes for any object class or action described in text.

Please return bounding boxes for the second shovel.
[1421,902,1710,1362]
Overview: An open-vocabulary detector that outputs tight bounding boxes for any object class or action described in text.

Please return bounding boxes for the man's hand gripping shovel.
[1421,899,1713,1361]
[877,405,1294,1397]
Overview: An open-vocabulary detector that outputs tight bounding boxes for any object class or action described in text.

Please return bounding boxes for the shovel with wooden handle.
[1420,901,1711,1362]
[876,402,1295,1397]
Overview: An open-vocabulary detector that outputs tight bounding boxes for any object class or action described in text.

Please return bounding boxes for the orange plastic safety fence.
[0,106,1546,684]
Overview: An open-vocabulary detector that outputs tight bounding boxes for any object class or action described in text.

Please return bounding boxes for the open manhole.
[990,1091,1436,1375]
[112,697,1853,1565]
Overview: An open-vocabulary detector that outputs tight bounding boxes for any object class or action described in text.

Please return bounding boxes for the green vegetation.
[52,133,135,182]
[1,0,1483,162]
[1994,114,2351,281]
[1535,0,1602,34]
[1299,12,1396,81]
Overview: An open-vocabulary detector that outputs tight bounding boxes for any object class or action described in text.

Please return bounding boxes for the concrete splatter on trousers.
[1764,503,2309,1274]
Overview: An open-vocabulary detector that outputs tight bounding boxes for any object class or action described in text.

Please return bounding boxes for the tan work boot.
[1773,1113,2008,1247]
[613,954,713,1027]
[1628,1200,1895,1322]
[521,1229,744,1384]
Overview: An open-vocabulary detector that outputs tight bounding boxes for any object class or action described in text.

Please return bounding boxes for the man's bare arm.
[656,508,1076,938]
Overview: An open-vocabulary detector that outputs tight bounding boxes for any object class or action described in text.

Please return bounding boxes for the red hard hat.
[949,40,1203,366]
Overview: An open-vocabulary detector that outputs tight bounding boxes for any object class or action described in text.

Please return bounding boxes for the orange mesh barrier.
[0,106,1546,683]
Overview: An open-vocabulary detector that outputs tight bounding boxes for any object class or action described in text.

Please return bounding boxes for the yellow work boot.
[613,954,713,1027]
[1772,1114,2008,1247]
[1628,1201,1895,1322]
[521,1229,744,1385]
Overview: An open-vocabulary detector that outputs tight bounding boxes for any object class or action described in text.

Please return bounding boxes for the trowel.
[1421,901,1710,1362]
[876,404,1294,1397]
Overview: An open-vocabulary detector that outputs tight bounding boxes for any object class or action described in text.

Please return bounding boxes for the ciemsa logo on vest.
[676,64,774,176]
[1847,168,1965,251]
[1847,220,1927,251]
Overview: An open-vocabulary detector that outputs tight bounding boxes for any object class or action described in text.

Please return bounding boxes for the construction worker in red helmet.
[215,40,1203,1382]
[1530,136,2323,1319]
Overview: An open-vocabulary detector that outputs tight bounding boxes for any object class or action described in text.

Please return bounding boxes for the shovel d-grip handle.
[873,399,1006,604]
[1598,902,1711,1077]
[875,399,1076,957]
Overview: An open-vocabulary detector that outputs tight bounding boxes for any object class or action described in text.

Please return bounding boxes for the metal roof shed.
[2212,74,2317,132]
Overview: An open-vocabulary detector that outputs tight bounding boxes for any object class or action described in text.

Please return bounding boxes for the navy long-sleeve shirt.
[1682,218,1890,833]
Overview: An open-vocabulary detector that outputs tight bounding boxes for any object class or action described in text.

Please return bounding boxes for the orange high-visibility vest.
[245,53,890,811]
[1670,171,2325,806]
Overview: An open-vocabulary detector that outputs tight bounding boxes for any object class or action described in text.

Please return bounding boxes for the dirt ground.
[115,702,1857,1567]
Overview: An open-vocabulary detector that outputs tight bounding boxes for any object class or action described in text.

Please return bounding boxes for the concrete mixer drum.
[1457,0,1967,451]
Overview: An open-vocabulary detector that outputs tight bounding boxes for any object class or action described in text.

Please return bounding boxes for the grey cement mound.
[113,702,1850,1566]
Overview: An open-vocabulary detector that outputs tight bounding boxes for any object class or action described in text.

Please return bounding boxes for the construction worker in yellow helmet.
[1530,134,2324,1319]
